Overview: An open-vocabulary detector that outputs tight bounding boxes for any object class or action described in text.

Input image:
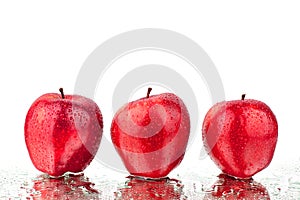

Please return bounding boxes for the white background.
[0,1,300,175]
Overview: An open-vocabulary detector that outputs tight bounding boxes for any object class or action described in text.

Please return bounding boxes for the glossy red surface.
[111,92,190,178]
[25,93,103,176]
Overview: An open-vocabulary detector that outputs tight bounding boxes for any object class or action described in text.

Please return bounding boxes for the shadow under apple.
[30,173,99,200]
[115,176,187,200]
[203,173,270,200]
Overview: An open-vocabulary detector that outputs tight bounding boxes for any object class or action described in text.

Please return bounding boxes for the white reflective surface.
[1,159,299,199]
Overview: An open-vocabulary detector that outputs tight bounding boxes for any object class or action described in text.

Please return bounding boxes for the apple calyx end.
[241,94,246,100]
[146,87,152,98]
[59,88,65,99]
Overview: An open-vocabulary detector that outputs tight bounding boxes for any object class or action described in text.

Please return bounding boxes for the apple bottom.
[27,123,102,177]
[116,149,185,179]
[123,154,184,180]
[26,122,102,177]
[208,134,277,179]
[32,143,98,178]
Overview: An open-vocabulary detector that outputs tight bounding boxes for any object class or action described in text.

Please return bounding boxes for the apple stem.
[59,88,65,99]
[146,87,152,98]
[241,94,246,100]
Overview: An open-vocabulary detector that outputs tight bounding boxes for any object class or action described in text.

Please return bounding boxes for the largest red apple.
[202,95,278,179]
[25,88,103,177]
[111,88,190,179]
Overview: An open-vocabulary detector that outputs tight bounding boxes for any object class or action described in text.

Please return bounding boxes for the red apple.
[111,88,190,179]
[202,94,278,179]
[116,176,184,200]
[203,174,270,200]
[25,88,103,177]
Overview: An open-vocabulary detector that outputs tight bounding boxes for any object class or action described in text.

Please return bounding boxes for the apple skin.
[202,97,278,179]
[25,91,103,177]
[111,92,190,179]
[203,174,270,200]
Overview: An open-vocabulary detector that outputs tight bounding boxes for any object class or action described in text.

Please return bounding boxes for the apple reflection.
[31,173,99,200]
[115,176,186,200]
[203,174,270,200]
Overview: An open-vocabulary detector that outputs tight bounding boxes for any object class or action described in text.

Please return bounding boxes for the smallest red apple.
[202,94,278,179]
